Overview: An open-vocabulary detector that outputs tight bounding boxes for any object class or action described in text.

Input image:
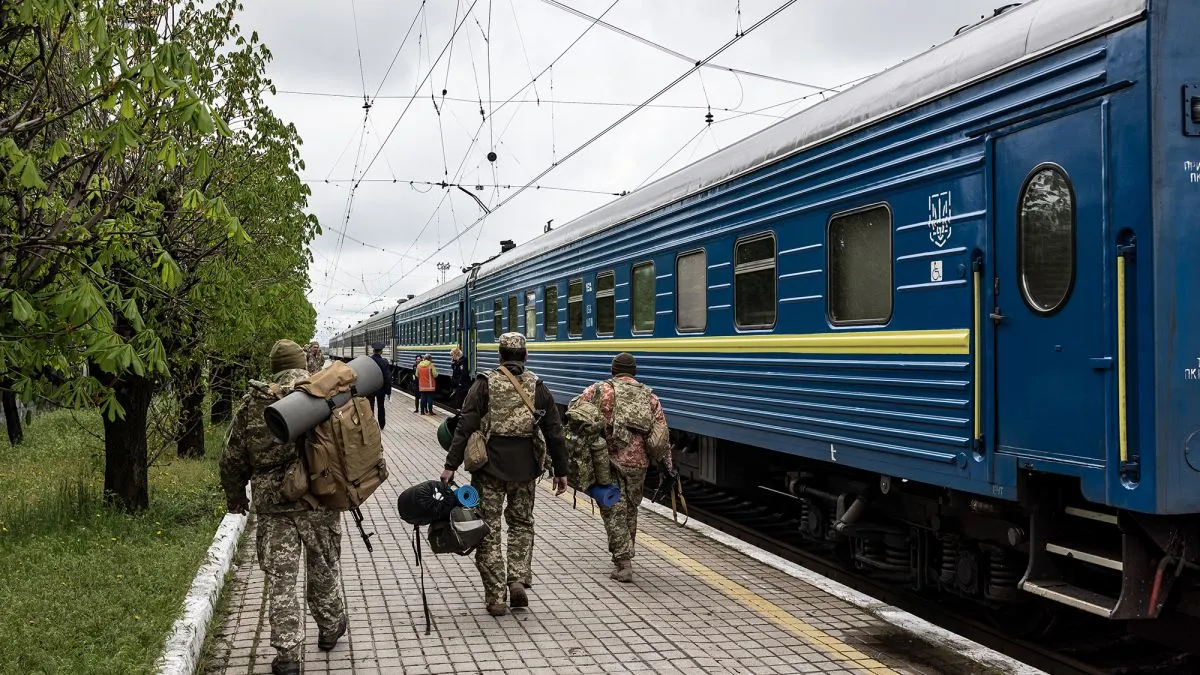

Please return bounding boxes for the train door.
[992,107,1109,469]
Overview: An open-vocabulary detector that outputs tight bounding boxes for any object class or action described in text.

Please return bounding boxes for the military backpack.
[273,361,389,550]
[563,391,614,492]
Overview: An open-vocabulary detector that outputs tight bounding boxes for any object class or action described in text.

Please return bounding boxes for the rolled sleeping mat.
[263,355,384,443]
[454,484,480,508]
[586,483,621,508]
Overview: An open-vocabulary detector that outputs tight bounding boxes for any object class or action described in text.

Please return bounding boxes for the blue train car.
[340,0,1200,638]
[392,283,467,396]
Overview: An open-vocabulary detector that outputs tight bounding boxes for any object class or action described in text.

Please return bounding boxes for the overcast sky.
[233,0,1012,343]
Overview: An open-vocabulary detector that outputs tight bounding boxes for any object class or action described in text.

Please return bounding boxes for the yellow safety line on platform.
[544,485,896,674]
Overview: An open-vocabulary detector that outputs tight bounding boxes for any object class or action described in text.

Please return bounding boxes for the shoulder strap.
[498,365,537,415]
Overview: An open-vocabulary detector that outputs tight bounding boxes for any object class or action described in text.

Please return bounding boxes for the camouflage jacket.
[445,362,568,480]
[219,368,313,514]
[579,375,671,470]
[306,349,322,374]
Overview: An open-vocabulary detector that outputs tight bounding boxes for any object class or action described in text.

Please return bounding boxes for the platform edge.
[640,499,1046,675]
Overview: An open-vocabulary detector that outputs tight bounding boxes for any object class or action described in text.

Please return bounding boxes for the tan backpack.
[294,362,389,550]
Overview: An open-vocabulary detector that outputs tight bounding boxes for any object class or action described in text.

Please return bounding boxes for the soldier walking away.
[450,347,470,410]
[577,352,673,583]
[305,341,323,374]
[441,333,569,616]
[368,342,392,429]
[417,353,438,415]
[219,339,348,675]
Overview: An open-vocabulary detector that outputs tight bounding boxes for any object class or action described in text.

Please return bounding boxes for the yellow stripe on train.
[476,329,969,355]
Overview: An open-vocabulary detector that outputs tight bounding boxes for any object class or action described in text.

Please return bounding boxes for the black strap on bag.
[410,524,434,635]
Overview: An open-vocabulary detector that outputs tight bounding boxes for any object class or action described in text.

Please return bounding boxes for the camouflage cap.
[498,332,526,350]
[270,339,307,373]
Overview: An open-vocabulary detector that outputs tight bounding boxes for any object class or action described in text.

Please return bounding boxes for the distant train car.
[336,0,1199,641]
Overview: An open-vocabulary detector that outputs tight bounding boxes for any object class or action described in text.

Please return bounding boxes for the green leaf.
[48,138,70,163]
[10,292,34,322]
[155,251,182,289]
[195,104,215,134]
[214,114,232,138]
[14,155,46,190]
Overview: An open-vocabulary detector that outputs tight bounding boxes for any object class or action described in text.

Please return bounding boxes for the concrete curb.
[154,511,249,675]
[641,499,1046,675]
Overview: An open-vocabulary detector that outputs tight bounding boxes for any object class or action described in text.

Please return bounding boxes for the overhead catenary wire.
[536,0,833,92]
[355,0,803,312]
[273,90,789,119]
[304,178,626,197]
[357,0,483,189]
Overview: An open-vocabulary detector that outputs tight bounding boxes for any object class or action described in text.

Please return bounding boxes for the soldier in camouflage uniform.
[578,352,673,583]
[305,342,322,374]
[441,333,568,616]
[219,339,347,675]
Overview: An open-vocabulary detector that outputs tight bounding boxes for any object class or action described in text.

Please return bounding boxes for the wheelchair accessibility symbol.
[930,260,943,283]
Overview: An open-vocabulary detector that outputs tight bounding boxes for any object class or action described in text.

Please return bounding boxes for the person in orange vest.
[417,353,438,415]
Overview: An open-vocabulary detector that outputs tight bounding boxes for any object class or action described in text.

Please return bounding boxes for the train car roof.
[466,0,1143,279]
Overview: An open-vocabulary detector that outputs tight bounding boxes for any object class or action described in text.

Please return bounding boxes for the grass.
[0,406,229,675]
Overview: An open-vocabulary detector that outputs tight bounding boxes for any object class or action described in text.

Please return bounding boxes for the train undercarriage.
[667,431,1200,653]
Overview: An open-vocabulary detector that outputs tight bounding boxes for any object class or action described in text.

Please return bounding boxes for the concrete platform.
[202,392,1033,675]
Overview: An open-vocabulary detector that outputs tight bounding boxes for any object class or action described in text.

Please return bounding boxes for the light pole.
[437,261,451,284]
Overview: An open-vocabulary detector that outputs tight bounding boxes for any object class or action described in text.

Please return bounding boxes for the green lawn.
[0,407,228,675]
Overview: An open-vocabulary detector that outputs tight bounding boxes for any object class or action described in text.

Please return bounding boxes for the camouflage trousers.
[599,465,647,563]
[256,510,347,660]
[472,472,538,605]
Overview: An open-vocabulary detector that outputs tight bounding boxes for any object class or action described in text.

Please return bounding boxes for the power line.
[349,0,368,102]
[304,177,626,197]
[273,89,788,119]
[354,0,802,313]
[483,0,621,124]
[318,224,426,261]
[536,0,833,92]
[358,0,482,189]
[370,1,426,107]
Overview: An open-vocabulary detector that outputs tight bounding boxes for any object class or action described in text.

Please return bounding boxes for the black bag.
[397,480,457,526]
[427,506,490,555]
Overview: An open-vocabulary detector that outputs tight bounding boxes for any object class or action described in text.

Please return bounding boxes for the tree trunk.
[102,372,152,512]
[1,380,22,447]
[210,363,235,424]
[177,362,206,458]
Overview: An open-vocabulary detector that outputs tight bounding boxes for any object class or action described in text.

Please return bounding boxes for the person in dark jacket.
[368,343,392,430]
[450,347,470,410]
[441,333,568,616]
[410,353,421,413]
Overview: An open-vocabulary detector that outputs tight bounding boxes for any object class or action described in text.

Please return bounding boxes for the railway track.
[651,477,1196,675]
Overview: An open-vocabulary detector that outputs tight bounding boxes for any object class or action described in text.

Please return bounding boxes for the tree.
[0,0,318,509]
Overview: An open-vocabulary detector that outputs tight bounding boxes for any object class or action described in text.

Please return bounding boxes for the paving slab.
[202,393,1012,675]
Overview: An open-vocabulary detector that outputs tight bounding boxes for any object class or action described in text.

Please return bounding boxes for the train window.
[524,292,536,340]
[631,262,655,334]
[493,300,503,341]
[596,271,615,336]
[734,233,777,329]
[507,296,518,334]
[568,279,583,337]
[1019,165,1075,314]
[544,286,558,338]
[676,249,707,332]
[828,204,893,325]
